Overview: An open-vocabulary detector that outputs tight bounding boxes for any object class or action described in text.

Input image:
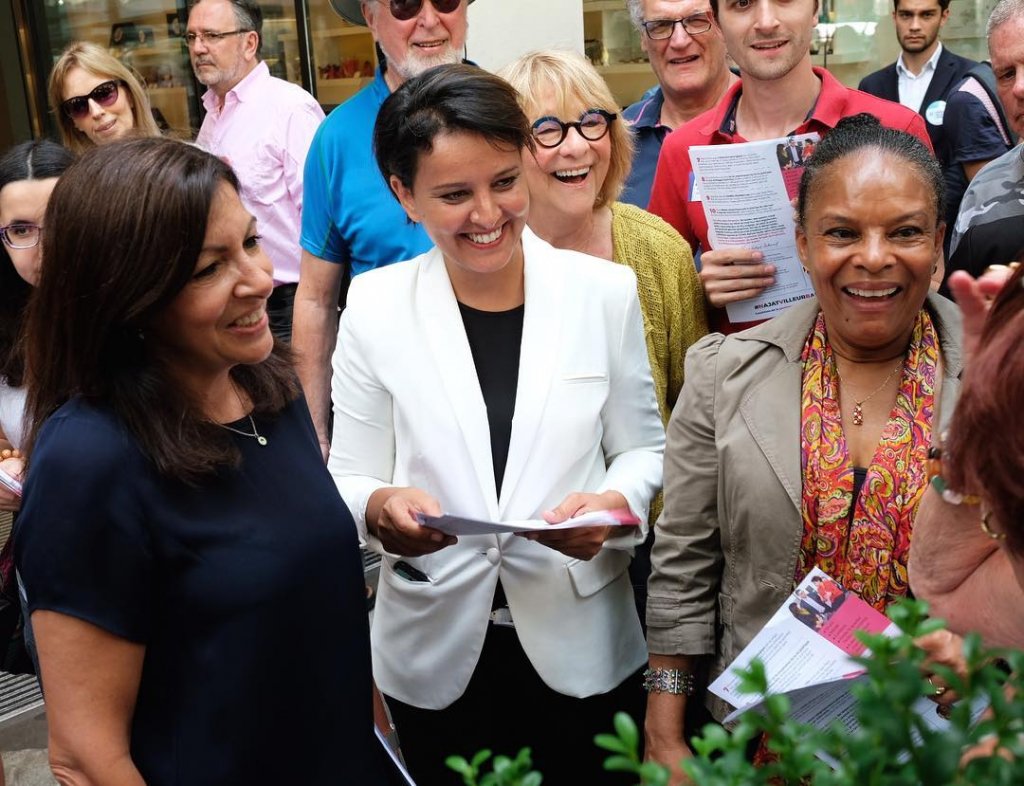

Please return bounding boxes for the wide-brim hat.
[330,0,475,26]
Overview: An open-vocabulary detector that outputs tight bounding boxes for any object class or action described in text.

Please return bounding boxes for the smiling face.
[893,0,948,56]
[640,0,730,104]
[990,14,1024,139]
[797,149,942,360]
[148,182,275,397]
[390,130,528,290]
[715,0,817,83]
[363,0,467,88]
[522,92,612,226]
[187,0,259,97]
[62,67,135,146]
[0,177,59,287]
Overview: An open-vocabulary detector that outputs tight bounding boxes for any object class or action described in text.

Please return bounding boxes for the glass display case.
[813,0,996,86]
[582,0,657,108]
[283,0,377,109]
[34,0,207,137]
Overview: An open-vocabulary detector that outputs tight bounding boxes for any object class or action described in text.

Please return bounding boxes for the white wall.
[466,0,585,73]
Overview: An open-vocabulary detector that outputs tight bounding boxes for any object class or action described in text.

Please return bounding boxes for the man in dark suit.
[860,0,1008,254]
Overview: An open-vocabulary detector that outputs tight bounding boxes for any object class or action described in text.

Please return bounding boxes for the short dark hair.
[25,137,296,483]
[374,63,532,194]
[0,140,75,388]
[893,0,951,11]
[797,113,944,229]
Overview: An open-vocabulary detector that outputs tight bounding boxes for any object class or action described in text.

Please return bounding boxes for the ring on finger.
[928,678,947,698]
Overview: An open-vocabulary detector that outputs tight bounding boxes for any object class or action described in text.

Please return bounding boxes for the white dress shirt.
[897,42,943,112]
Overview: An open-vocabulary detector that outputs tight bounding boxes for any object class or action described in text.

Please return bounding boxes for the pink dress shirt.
[196,61,324,285]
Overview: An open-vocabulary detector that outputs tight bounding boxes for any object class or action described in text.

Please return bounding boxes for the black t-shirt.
[457,302,525,498]
[16,395,387,785]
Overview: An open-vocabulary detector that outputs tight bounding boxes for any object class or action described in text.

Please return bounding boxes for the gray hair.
[987,0,1024,36]
[626,0,645,29]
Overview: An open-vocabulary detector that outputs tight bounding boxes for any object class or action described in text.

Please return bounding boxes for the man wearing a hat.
[293,0,472,456]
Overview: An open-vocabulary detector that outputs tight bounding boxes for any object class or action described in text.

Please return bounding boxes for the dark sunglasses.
[61,80,123,119]
[383,0,462,21]
[531,109,617,149]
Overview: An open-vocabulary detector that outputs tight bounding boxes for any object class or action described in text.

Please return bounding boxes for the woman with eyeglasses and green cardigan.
[47,41,161,154]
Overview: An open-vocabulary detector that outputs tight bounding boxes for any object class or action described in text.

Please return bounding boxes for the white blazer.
[328,228,665,709]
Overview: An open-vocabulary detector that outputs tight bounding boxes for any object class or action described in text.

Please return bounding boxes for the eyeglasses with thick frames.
[642,13,714,40]
[531,109,617,149]
[61,80,123,119]
[379,0,462,21]
[0,223,42,250]
[184,29,253,47]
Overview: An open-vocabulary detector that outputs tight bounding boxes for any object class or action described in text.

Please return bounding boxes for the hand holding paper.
[417,505,639,537]
[527,491,634,560]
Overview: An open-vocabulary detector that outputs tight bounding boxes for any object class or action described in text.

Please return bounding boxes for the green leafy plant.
[449,600,1024,785]
[445,747,542,786]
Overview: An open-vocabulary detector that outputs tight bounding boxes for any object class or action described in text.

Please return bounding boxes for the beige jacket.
[646,295,963,720]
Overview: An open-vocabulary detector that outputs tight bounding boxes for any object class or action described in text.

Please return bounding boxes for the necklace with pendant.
[217,385,268,446]
[834,357,904,426]
[219,414,268,446]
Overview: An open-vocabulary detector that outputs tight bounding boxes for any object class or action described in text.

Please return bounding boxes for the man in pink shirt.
[189,0,325,339]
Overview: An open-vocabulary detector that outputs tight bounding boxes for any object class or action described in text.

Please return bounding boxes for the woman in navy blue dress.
[15,138,387,785]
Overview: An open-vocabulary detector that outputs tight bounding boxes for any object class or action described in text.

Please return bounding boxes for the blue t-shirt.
[300,68,432,276]
[621,86,669,210]
[16,395,387,785]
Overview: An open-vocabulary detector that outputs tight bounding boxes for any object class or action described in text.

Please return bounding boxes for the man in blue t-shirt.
[620,0,736,208]
[293,0,471,455]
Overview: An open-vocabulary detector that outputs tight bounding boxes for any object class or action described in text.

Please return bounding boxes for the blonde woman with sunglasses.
[48,41,160,154]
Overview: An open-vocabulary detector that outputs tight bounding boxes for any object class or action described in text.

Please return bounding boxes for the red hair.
[946,262,1024,553]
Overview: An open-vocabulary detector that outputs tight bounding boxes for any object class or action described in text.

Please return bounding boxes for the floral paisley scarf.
[795,309,939,611]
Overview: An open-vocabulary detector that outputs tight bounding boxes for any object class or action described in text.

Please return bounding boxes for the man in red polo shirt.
[648,0,933,334]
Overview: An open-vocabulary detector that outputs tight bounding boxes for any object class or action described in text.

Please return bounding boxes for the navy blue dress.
[16,395,386,785]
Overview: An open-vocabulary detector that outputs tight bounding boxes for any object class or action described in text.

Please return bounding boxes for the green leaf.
[613,711,640,752]
[593,733,630,755]
[492,755,512,776]
[445,756,474,778]
[602,754,637,772]
[471,750,493,769]
[521,773,543,786]
[638,760,672,785]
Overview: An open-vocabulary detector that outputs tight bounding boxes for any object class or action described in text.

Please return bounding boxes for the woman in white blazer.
[328,64,665,784]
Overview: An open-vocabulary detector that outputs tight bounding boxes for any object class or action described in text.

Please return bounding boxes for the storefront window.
[32,0,305,137]
[581,0,999,108]
[301,0,378,109]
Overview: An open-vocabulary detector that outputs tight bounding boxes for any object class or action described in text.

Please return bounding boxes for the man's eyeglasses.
[0,223,42,250]
[184,29,253,47]
[380,0,462,21]
[61,80,123,120]
[531,109,617,149]
[642,13,714,40]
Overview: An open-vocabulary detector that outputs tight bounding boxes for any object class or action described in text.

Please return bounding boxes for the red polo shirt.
[648,67,934,334]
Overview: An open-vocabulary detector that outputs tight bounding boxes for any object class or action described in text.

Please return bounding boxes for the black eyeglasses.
[531,109,617,149]
[380,0,462,21]
[642,13,714,40]
[61,80,123,119]
[0,223,42,250]
[184,29,253,47]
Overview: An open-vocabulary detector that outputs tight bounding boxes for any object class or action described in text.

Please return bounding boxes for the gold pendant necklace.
[834,358,904,426]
